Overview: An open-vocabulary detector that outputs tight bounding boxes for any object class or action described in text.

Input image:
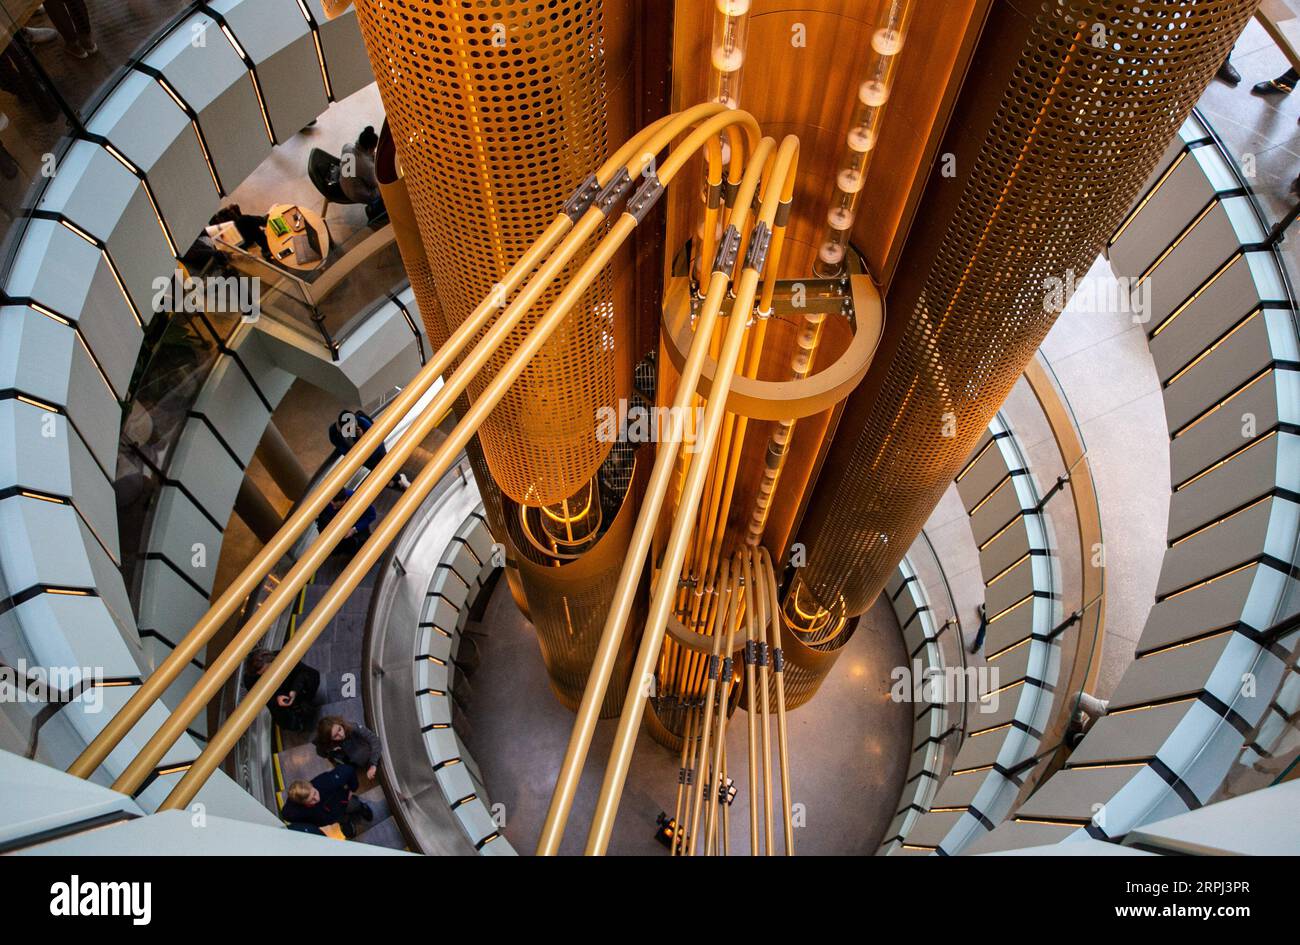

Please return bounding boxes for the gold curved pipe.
[685,558,729,854]
[164,213,636,810]
[704,553,742,854]
[112,203,610,796]
[534,111,764,856]
[758,131,799,314]
[759,546,795,855]
[742,546,760,854]
[670,705,695,856]
[65,110,683,785]
[752,546,774,855]
[669,139,799,703]
[584,135,800,855]
[158,109,763,813]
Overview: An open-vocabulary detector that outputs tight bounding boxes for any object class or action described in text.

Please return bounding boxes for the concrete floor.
[461,576,912,856]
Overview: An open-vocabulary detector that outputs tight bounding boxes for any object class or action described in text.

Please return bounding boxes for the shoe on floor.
[1252,77,1294,96]
[1217,61,1241,86]
[20,26,59,44]
[64,41,89,59]
[393,473,411,491]
[359,801,374,822]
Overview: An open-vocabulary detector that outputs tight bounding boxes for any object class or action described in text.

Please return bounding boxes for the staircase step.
[276,744,330,787]
[354,815,405,849]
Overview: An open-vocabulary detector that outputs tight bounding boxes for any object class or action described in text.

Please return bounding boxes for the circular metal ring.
[660,274,884,420]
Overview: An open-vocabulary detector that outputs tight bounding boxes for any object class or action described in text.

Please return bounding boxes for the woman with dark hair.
[242,647,322,732]
[314,715,382,781]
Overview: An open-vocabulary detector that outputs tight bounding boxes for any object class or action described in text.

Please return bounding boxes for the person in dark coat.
[209,204,271,259]
[281,765,372,838]
[327,409,410,490]
[243,647,322,732]
[315,488,378,558]
[314,716,382,781]
[969,603,988,655]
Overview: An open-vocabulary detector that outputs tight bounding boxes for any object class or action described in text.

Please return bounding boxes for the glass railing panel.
[114,305,240,604]
[993,359,1109,795]
[0,8,78,264]
[905,528,969,767]
[205,219,406,352]
[316,234,407,340]
[1186,87,1300,801]
[0,3,200,264]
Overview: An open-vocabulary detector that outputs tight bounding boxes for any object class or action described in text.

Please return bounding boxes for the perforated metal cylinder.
[352,0,628,507]
[508,452,649,714]
[376,123,449,353]
[791,0,1256,620]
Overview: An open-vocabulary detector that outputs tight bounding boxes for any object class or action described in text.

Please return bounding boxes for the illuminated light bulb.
[847,126,877,153]
[818,241,846,265]
[716,0,750,13]
[827,206,854,230]
[837,167,865,194]
[873,27,904,55]
[712,45,745,72]
[859,79,890,107]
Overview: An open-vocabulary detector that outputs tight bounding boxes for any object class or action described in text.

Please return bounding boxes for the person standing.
[243,648,322,732]
[43,0,97,59]
[315,488,378,557]
[1217,54,1241,86]
[328,408,411,490]
[1252,66,1300,96]
[969,603,988,655]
